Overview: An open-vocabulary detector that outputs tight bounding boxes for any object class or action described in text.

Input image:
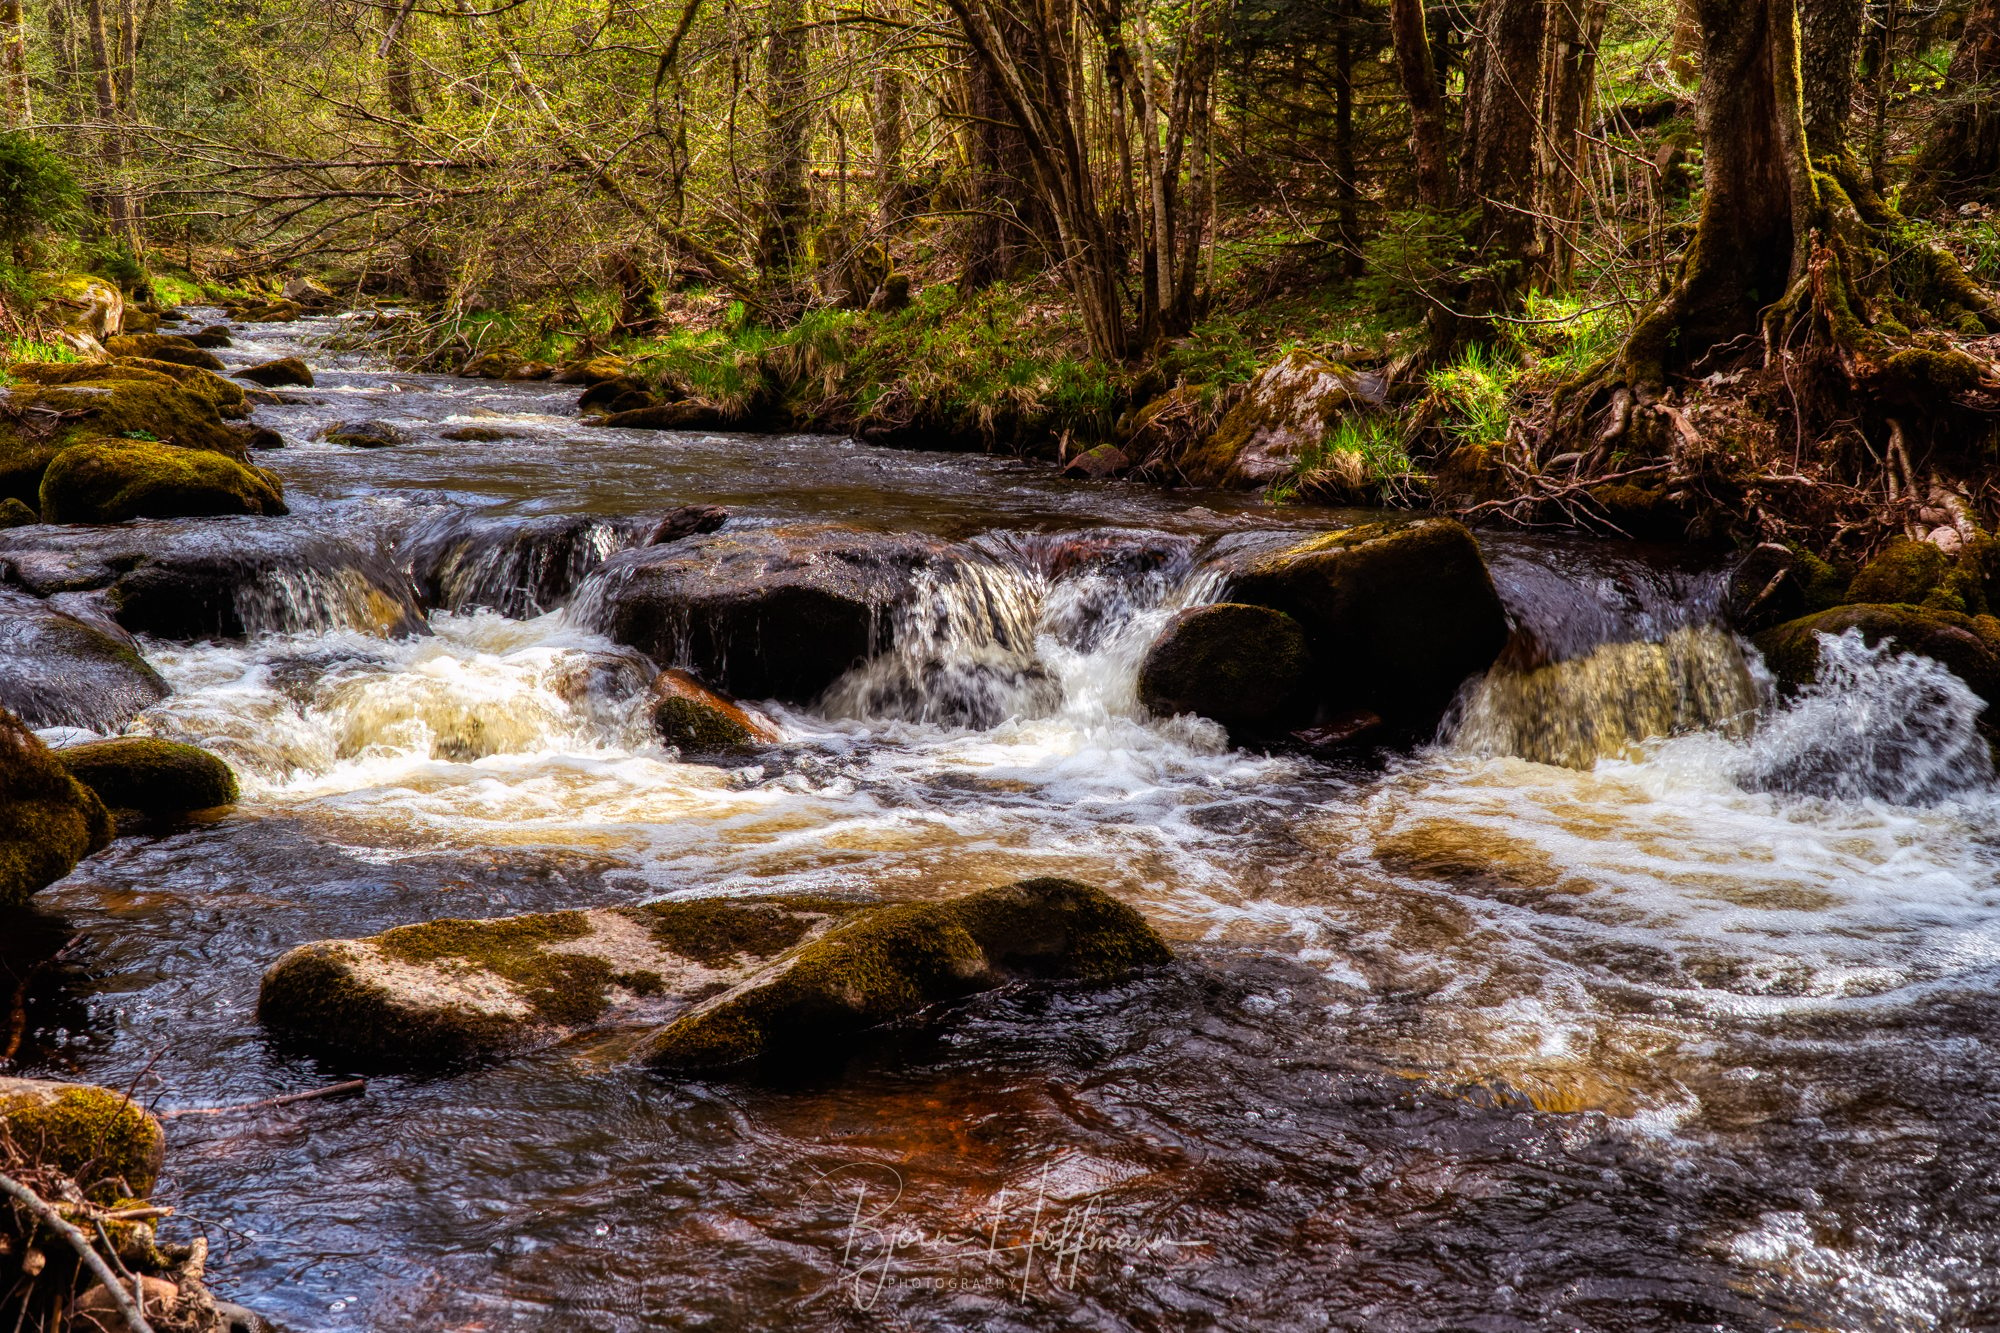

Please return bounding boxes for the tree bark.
[1799,0,1862,157]
[1444,0,1547,341]
[83,0,132,239]
[1535,0,1606,288]
[758,0,812,278]
[1905,0,2000,210]
[871,66,906,224]
[957,34,1040,290]
[1388,0,1450,207]
[1,0,29,126]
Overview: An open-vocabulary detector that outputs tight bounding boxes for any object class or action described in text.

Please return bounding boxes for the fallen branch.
[0,1171,154,1333]
[158,1080,366,1120]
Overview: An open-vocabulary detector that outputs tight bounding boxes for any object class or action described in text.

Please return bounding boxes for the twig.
[0,1171,154,1333]
[158,1080,367,1120]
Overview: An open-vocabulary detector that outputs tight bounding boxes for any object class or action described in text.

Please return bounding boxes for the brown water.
[7,312,2000,1331]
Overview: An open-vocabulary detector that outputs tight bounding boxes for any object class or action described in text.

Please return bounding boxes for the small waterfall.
[1450,625,1763,769]
[236,562,428,638]
[1735,629,1994,805]
[402,514,650,618]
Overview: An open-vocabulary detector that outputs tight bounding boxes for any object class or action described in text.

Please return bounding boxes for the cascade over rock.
[0,587,168,730]
[1137,602,1314,732]
[1755,603,2000,713]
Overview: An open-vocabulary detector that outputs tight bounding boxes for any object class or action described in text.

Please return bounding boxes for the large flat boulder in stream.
[0,587,168,730]
[0,522,428,640]
[1,705,112,909]
[257,897,879,1066]
[1217,518,1509,728]
[578,524,958,701]
[40,437,287,524]
[103,332,226,372]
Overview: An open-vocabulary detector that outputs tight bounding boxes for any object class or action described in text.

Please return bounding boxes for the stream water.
[8,312,2000,1331]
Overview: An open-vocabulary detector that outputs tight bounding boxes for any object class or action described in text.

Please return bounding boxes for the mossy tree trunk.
[758,0,812,282]
[1905,0,2000,212]
[1534,0,1606,289]
[1445,0,1547,338]
[1387,0,1450,209]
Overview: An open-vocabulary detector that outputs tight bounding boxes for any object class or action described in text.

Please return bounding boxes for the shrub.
[0,134,79,252]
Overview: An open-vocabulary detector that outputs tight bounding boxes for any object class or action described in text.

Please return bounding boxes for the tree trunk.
[1905,0,2000,211]
[83,0,132,239]
[957,40,1039,290]
[1444,0,1547,342]
[1800,0,1862,157]
[1535,0,1606,288]
[758,0,811,279]
[1388,0,1450,207]
[871,66,906,224]
[1,0,29,126]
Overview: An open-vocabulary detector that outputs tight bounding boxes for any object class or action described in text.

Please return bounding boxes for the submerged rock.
[647,878,1173,1072]
[1754,603,2000,709]
[0,1077,162,1197]
[1220,518,1509,729]
[579,524,956,701]
[40,437,287,524]
[55,738,239,814]
[651,668,782,755]
[593,400,734,432]
[103,332,226,372]
[0,705,112,909]
[1137,603,1313,733]
[0,522,428,640]
[257,897,878,1066]
[319,419,408,448]
[0,587,168,730]
[237,356,314,388]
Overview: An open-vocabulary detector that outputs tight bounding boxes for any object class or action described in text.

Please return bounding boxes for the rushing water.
[7,313,2000,1330]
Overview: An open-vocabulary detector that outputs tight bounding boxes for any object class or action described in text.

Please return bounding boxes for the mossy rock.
[1724,542,1852,633]
[236,356,314,388]
[2,375,250,461]
[593,400,734,432]
[1183,351,1385,489]
[578,377,658,415]
[40,437,287,524]
[0,586,168,730]
[55,737,238,814]
[651,668,781,755]
[185,325,233,349]
[553,355,632,386]
[1585,483,1695,542]
[1136,603,1313,733]
[503,360,554,381]
[1754,603,2000,708]
[103,333,226,372]
[461,351,514,379]
[44,275,124,343]
[120,308,161,334]
[441,425,511,442]
[0,496,32,527]
[647,878,1172,1072]
[0,705,113,909]
[257,897,876,1067]
[112,357,251,418]
[1845,535,1998,615]
[1220,518,1510,728]
[240,299,304,322]
[319,419,407,448]
[0,1078,163,1200]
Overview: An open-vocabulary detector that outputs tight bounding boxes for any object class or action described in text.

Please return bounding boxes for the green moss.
[653,694,755,752]
[1136,603,1312,730]
[0,1082,163,1200]
[40,436,286,523]
[1882,346,1986,396]
[55,737,238,813]
[1753,603,2000,706]
[647,879,1170,1071]
[0,495,32,526]
[376,911,617,1027]
[1,706,112,908]
[6,376,246,455]
[1785,542,1851,611]
[102,333,225,372]
[620,897,864,965]
[1849,538,1952,607]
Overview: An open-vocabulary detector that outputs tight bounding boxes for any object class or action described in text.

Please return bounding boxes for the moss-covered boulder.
[504,359,553,381]
[236,356,314,388]
[45,272,126,348]
[0,1078,162,1199]
[1754,603,2000,708]
[592,400,734,432]
[0,587,168,730]
[554,354,633,386]
[40,437,287,524]
[1220,518,1510,728]
[1,375,252,467]
[579,525,957,701]
[1,705,113,909]
[55,738,238,814]
[319,419,407,448]
[577,376,659,415]
[0,496,32,527]
[647,878,1172,1072]
[651,668,782,755]
[240,298,303,322]
[103,333,226,372]
[461,351,514,379]
[1061,443,1130,480]
[1136,603,1313,733]
[1724,542,1851,633]
[1179,352,1386,489]
[185,325,233,349]
[257,898,877,1066]
[1843,535,2000,615]
[12,356,251,421]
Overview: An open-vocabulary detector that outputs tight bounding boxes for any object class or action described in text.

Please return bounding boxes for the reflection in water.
[13,311,2000,1330]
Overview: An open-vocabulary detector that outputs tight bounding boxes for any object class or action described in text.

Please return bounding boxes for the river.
[8,310,2000,1331]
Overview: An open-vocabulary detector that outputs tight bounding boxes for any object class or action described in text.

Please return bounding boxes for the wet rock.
[503,359,554,381]
[103,332,227,372]
[240,298,304,322]
[1754,603,2000,708]
[554,354,633,385]
[40,437,287,524]
[461,351,514,379]
[120,307,161,334]
[0,522,428,640]
[1137,603,1313,733]
[282,275,336,308]
[403,512,652,617]
[1220,518,1509,728]
[0,587,168,730]
[1178,351,1386,488]
[185,325,234,348]
[236,356,314,388]
[579,524,956,701]
[257,897,877,1066]
[651,668,781,755]
[242,426,286,450]
[0,497,31,527]
[0,705,113,909]
[12,357,250,422]
[45,275,123,353]
[55,737,239,814]
[0,377,251,489]
[1061,443,1130,480]
[577,378,659,415]
[0,1077,161,1196]
[593,400,733,432]
[643,504,728,546]
[319,419,408,448]
[647,878,1173,1072]
[441,425,512,442]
